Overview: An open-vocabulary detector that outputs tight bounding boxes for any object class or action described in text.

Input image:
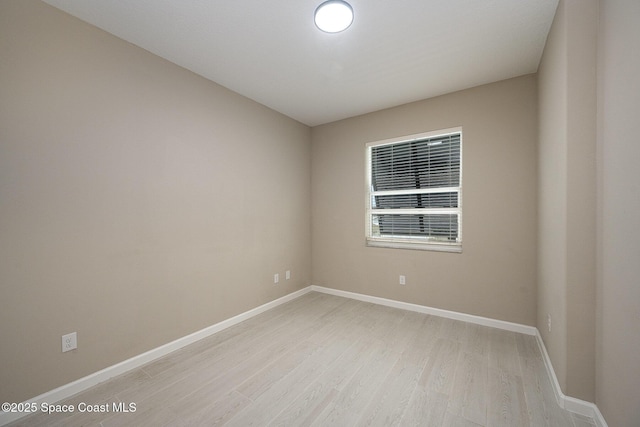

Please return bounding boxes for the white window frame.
[365,127,463,252]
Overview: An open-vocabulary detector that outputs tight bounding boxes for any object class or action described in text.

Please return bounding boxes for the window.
[365,128,462,252]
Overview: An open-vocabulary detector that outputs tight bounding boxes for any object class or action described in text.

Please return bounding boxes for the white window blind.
[366,128,462,252]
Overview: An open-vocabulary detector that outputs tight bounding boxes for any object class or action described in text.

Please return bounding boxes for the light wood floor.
[9,292,596,427]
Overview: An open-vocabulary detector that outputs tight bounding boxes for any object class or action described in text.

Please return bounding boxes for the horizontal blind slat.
[371,134,461,192]
[368,130,462,244]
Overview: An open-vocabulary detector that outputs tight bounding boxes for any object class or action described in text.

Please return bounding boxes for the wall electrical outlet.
[286,270,291,280]
[274,273,279,284]
[399,275,406,285]
[62,332,77,352]
[547,314,552,332]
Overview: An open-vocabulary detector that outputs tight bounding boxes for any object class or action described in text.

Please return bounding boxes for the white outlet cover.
[286,270,291,280]
[399,275,406,285]
[274,273,279,284]
[62,332,77,352]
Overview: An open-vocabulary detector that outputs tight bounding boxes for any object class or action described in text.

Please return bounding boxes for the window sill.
[366,238,462,253]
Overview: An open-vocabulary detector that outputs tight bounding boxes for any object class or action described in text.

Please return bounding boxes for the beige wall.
[565,0,597,403]
[311,75,538,326]
[596,0,640,425]
[537,0,597,402]
[537,0,569,393]
[0,0,311,403]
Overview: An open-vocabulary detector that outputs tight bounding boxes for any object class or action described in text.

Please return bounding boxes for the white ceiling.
[43,0,559,127]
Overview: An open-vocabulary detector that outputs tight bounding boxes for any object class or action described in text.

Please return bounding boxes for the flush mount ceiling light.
[314,0,354,33]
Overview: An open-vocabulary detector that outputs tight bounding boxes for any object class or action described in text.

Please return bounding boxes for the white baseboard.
[312,285,608,427]
[0,286,312,427]
[534,331,608,427]
[311,285,537,335]
[2,285,608,427]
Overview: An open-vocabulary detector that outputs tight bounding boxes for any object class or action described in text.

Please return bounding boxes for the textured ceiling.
[43,0,559,126]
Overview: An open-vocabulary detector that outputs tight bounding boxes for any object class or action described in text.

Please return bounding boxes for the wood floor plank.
[419,338,461,395]
[267,380,338,427]
[443,411,485,427]
[100,401,179,427]
[438,317,468,343]
[463,323,490,355]
[487,367,530,427]
[515,331,540,359]
[401,387,449,426]
[233,340,322,401]
[572,412,597,427]
[488,328,522,376]
[171,390,251,427]
[355,350,425,426]
[310,345,401,426]
[314,337,379,392]
[6,293,589,427]
[519,353,575,426]
[519,355,553,426]
[447,350,488,425]
[226,336,352,426]
[384,310,431,355]
[117,311,315,404]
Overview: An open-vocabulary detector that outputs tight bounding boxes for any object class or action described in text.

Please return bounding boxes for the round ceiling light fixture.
[314,0,354,33]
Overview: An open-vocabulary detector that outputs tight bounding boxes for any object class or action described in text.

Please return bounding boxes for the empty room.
[1,0,638,426]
